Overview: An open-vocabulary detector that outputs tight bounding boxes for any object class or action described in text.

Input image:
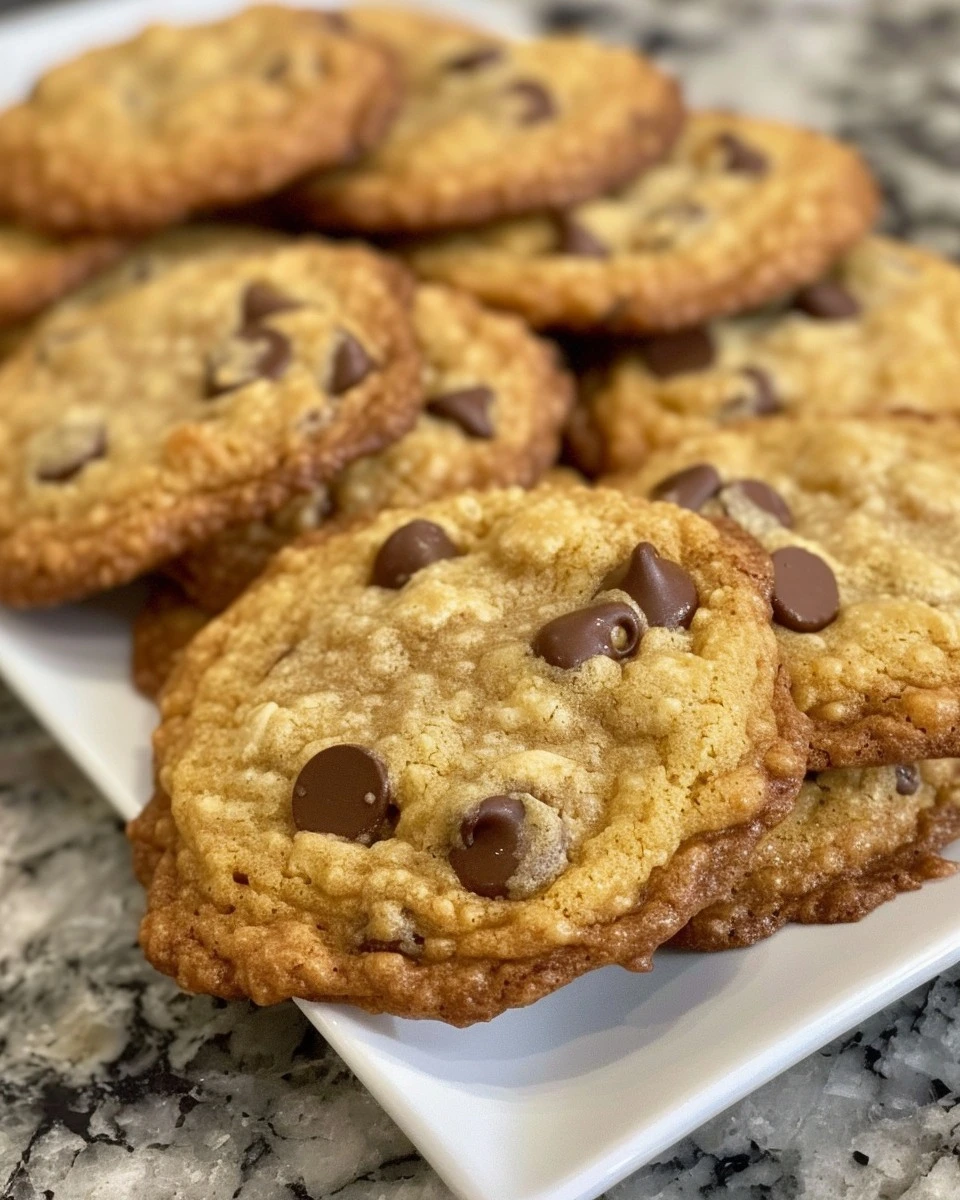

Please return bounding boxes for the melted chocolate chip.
[637,328,715,378]
[328,331,376,394]
[446,44,504,71]
[205,327,292,396]
[507,79,557,125]
[728,479,794,527]
[555,212,609,258]
[721,366,782,421]
[292,744,392,843]
[895,764,921,796]
[717,131,769,175]
[771,546,840,633]
[242,281,302,326]
[793,280,861,319]
[426,386,495,438]
[371,519,458,588]
[602,542,698,629]
[533,601,641,669]
[650,463,721,511]
[35,421,107,483]
[449,795,525,898]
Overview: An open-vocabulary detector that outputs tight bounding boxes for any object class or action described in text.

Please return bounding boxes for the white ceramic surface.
[2,3,960,1199]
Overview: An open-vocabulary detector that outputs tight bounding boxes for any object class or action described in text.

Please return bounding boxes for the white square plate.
[3,5,960,1199]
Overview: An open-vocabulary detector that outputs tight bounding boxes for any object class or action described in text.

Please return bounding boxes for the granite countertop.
[3,1,960,1197]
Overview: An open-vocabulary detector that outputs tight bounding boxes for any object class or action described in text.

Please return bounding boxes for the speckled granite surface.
[3,2,960,1198]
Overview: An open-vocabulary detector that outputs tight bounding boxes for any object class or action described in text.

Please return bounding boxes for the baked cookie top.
[0,240,422,607]
[132,486,806,1024]
[675,760,960,951]
[0,6,401,233]
[286,8,683,232]
[168,283,575,612]
[611,418,960,768]
[569,238,960,474]
[404,111,878,331]
[0,225,125,325]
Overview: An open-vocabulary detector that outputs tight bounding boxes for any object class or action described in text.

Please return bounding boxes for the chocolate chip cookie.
[404,111,878,331]
[0,6,401,233]
[129,486,806,1024]
[0,224,125,325]
[568,237,960,473]
[167,283,574,612]
[611,417,960,769]
[0,240,422,607]
[286,8,683,232]
[674,761,960,951]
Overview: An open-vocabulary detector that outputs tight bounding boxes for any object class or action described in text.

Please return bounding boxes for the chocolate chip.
[328,330,376,395]
[771,547,840,633]
[292,744,392,844]
[35,421,107,483]
[449,795,525,898]
[793,280,861,319]
[371,519,458,589]
[205,327,292,396]
[717,131,769,175]
[727,479,794,527]
[895,764,921,796]
[533,601,641,669]
[426,386,495,438]
[506,79,556,125]
[601,542,698,629]
[650,463,721,511]
[263,54,290,81]
[319,9,350,32]
[241,281,302,326]
[637,328,715,378]
[446,44,504,71]
[721,366,782,421]
[555,212,609,258]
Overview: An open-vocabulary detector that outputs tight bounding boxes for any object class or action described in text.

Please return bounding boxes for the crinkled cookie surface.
[405,111,877,331]
[612,418,960,768]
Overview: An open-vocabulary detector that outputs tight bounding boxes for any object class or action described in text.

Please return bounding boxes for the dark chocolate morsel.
[895,764,921,796]
[728,479,794,527]
[650,462,721,511]
[426,386,495,438]
[637,327,715,378]
[242,281,302,325]
[771,546,840,633]
[793,280,861,319]
[372,519,458,589]
[506,79,557,124]
[555,212,609,258]
[263,54,290,81]
[35,421,108,483]
[602,542,698,629]
[446,44,504,71]
[292,744,392,843]
[533,601,641,669]
[205,327,292,396]
[717,131,769,175]
[721,366,782,420]
[328,330,377,394]
[449,795,525,898]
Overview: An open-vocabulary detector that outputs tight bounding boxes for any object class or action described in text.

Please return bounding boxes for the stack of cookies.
[0,5,958,1026]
